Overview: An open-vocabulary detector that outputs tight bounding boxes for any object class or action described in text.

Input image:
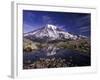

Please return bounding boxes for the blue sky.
[23,10,91,37]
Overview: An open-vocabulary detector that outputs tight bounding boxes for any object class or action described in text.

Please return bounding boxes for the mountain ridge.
[24,24,88,42]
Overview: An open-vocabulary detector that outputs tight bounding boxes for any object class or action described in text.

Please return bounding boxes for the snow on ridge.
[46,24,57,30]
[24,24,87,41]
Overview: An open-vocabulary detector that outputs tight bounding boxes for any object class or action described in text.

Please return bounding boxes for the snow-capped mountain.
[24,24,86,42]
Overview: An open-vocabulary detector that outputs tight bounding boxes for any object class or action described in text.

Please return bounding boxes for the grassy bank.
[23,38,90,55]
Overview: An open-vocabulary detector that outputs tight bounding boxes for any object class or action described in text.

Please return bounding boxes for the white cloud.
[42,15,53,24]
[79,26,90,33]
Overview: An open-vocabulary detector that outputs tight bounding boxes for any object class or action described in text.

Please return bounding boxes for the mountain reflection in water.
[44,44,59,56]
[23,44,90,69]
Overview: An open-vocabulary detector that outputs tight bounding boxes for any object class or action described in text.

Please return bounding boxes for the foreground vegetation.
[23,58,78,69]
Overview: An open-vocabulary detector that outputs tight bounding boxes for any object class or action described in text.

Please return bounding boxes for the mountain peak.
[46,24,57,30]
